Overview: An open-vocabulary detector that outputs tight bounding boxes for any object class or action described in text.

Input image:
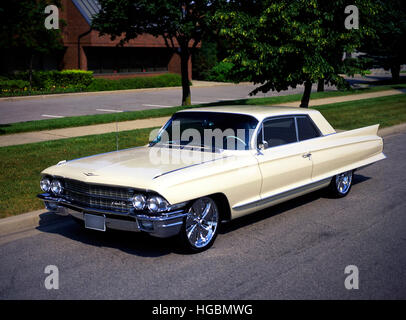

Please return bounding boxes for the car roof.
[177,105,320,121]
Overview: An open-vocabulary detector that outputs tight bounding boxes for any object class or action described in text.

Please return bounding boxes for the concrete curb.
[0,123,405,238]
[0,209,64,237]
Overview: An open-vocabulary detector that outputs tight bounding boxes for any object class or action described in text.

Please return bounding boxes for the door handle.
[302,152,312,159]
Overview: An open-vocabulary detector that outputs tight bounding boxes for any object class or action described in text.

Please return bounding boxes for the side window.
[297,116,320,141]
[261,117,297,148]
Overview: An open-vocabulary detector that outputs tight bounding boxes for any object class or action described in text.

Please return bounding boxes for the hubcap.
[185,197,218,248]
[336,171,353,195]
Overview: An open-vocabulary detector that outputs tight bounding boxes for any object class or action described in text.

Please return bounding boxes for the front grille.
[63,179,134,213]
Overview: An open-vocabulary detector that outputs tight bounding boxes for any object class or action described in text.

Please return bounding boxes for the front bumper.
[37,193,187,238]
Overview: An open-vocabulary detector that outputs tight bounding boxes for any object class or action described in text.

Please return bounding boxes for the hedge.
[0,79,30,93]
[87,73,182,91]
[10,70,93,90]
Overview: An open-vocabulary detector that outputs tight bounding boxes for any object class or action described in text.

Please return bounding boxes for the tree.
[360,0,406,81]
[93,0,223,106]
[0,1,64,89]
[215,0,380,107]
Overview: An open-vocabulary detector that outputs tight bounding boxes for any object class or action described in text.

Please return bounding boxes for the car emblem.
[111,201,126,207]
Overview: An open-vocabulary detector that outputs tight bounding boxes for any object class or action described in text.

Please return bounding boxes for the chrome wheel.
[185,197,219,249]
[335,171,353,195]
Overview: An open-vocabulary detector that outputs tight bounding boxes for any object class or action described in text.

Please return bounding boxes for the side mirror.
[258,140,268,150]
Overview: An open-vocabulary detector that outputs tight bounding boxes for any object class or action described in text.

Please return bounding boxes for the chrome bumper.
[37,193,186,238]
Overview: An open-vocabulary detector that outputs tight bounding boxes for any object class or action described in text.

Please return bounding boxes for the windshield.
[150,112,258,151]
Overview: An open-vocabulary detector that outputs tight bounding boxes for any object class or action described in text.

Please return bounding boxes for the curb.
[0,123,405,238]
[0,209,65,237]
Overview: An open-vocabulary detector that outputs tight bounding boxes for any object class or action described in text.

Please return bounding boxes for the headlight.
[50,179,63,195]
[132,194,146,210]
[40,177,51,192]
[146,196,169,213]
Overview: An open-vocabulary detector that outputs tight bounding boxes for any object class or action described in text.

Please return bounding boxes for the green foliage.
[193,41,219,80]
[0,80,30,93]
[360,0,406,80]
[10,70,93,90]
[93,0,226,105]
[0,1,64,54]
[207,62,235,82]
[87,73,182,91]
[215,0,381,98]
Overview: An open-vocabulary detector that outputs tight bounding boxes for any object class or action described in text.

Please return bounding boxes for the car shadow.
[220,173,370,234]
[36,215,186,257]
[36,173,370,255]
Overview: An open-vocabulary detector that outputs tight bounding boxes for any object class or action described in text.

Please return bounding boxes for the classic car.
[38,106,385,252]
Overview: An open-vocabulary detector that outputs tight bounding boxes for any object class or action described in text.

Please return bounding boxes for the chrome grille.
[63,179,133,213]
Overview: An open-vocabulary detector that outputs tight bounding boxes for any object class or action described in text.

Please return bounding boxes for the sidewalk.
[0,88,405,147]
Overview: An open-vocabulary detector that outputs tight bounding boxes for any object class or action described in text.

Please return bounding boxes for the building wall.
[60,0,192,79]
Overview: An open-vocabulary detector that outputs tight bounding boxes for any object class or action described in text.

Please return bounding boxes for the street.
[0,82,328,124]
[0,131,405,299]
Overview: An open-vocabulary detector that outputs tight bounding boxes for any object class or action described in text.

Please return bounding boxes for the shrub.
[11,70,93,90]
[87,73,182,91]
[207,61,235,82]
[0,79,30,93]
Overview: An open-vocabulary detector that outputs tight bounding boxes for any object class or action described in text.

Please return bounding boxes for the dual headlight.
[40,177,63,195]
[132,194,169,213]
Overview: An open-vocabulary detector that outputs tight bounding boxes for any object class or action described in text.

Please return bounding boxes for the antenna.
[115,112,119,151]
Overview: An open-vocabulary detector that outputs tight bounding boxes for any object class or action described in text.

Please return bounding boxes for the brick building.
[1,0,191,79]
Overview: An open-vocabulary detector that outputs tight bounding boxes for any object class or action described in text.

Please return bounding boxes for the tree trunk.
[180,47,191,106]
[317,79,324,92]
[390,63,400,82]
[29,52,34,92]
[300,80,312,108]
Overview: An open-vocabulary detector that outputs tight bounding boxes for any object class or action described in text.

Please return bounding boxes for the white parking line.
[142,104,172,108]
[41,114,64,118]
[96,109,123,113]
[193,101,211,104]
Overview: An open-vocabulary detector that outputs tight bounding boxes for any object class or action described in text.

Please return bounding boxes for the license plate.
[84,214,106,231]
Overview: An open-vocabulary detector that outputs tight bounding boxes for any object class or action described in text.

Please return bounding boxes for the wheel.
[329,170,354,198]
[180,197,220,252]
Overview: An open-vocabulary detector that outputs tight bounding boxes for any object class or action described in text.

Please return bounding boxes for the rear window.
[297,116,320,141]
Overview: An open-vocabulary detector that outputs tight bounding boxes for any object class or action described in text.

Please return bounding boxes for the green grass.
[1,93,405,218]
[1,83,405,136]
[0,127,156,218]
[315,94,406,130]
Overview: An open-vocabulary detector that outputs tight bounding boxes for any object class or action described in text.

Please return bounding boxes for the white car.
[38,106,385,252]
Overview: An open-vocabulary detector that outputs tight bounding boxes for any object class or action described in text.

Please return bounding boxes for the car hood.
[42,146,229,190]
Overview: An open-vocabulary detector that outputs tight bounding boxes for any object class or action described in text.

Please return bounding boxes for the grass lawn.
[1,83,405,136]
[0,93,405,218]
[0,128,156,218]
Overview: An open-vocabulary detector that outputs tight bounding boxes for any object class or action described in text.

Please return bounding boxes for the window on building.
[85,47,172,74]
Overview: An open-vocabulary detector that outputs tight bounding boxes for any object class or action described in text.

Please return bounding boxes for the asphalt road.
[0,132,405,299]
[0,83,330,124]
[0,73,397,125]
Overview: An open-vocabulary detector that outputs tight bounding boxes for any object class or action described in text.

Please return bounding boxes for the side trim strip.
[233,177,332,211]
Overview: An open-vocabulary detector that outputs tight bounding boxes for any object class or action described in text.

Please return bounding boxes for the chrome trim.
[233,177,332,211]
[153,156,231,179]
[39,193,187,238]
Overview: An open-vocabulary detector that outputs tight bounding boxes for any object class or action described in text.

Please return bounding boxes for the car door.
[255,116,314,201]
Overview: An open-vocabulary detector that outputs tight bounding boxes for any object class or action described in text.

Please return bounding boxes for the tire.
[329,170,354,198]
[179,196,220,253]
